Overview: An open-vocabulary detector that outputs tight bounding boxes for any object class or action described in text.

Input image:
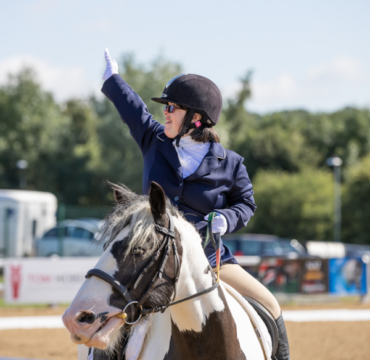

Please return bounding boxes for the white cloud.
[308,57,365,83]
[222,57,370,113]
[0,55,101,102]
[253,73,297,102]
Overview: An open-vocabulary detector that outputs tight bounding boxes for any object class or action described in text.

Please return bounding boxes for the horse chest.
[138,308,246,360]
[164,310,246,360]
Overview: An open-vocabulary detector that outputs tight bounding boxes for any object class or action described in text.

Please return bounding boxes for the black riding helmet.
[151,74,222,146]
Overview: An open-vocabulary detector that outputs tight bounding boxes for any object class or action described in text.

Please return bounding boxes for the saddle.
[245,297,279,359]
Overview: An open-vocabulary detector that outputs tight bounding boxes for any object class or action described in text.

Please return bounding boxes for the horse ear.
[114,189,125,204]
[108,182,132,204]
[149,182,166,221]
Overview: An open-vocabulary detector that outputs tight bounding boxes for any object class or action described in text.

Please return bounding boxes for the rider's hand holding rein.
[205,213,228,236]
[103,48,118,81]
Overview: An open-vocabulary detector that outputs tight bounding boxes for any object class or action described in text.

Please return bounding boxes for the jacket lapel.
[157,133,183,178]
[185,142,226,181]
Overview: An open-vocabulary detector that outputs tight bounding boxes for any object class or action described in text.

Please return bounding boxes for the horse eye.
[133,248,144,256]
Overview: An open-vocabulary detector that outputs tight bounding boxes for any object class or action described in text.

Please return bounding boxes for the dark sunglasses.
[163,104,186,113]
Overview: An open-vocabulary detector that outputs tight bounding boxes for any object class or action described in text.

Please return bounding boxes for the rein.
[85,210,219,326]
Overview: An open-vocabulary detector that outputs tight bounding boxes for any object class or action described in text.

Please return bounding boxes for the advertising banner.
[256,258,300,293]
[329,258,367,295]
[4,257,99,304]
[300,258,329,294]
[252,258,329,294]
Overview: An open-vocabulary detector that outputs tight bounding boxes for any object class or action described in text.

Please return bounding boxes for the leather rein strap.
[85,210,219,325]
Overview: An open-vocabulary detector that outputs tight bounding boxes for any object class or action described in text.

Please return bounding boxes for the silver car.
[36,219,104,257]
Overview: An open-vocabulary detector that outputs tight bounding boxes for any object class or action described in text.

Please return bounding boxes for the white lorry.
[0,190,57,257]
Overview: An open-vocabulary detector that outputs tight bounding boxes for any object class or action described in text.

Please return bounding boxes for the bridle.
[85,210,219,326]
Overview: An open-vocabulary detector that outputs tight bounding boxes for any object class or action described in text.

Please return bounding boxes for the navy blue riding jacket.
[102,75,257,267]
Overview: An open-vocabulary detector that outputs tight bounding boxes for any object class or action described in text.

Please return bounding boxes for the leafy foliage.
[342,154,370,244]
[246,169,334,241]
[1,55,370,244]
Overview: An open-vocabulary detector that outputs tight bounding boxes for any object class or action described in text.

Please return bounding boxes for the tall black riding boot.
[274,313,290,360]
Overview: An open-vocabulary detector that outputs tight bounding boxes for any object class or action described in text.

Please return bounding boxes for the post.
[333,165,341,243]
[16,160,28,189]
[3,209,10,257]
[326,157,343,242]
[58,204,66,256]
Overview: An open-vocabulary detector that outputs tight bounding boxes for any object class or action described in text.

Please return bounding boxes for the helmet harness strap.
[175,109,196,147]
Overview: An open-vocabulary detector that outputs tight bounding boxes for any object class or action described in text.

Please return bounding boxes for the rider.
[101,49,290,360]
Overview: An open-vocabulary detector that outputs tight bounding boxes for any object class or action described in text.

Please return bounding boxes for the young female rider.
[101,49,290,360]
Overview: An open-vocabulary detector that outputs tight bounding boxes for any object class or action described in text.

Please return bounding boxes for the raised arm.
[101,49,164,154]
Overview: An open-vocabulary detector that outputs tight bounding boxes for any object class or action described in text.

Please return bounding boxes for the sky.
[0,0,369,113]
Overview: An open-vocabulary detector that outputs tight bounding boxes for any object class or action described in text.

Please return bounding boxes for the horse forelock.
[97,186,184,259]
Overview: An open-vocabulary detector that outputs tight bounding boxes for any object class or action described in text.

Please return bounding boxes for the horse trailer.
[0,190,57,257]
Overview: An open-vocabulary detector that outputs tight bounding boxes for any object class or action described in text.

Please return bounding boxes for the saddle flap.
[244,297,279,357]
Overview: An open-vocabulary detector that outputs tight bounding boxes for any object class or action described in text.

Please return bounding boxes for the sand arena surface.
[0,305,369,360]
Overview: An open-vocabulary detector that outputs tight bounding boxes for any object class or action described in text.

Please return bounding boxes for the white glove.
[204,213,228,236]
[102,48,118,81]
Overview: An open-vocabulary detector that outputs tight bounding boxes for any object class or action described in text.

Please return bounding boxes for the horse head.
[62,182,184,350]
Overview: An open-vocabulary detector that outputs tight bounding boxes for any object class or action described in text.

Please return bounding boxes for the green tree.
[0,68,69,190]
[53,99,103,205]
[232,111,322,178]
[245,169,334,241]
[223,75,322,178]
[342,154,370,244]
[0,69,103,205]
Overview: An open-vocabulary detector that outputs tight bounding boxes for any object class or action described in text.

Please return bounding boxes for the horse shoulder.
[137,311,172,360]
[224,289,266,360]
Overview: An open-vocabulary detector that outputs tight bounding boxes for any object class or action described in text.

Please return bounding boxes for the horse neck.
[137,221,246,360]
[169,219,226,332]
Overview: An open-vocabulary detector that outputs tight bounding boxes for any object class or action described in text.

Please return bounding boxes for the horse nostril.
[77,311,96,324]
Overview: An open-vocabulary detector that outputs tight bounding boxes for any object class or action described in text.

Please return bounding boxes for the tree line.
[1,54,369,244]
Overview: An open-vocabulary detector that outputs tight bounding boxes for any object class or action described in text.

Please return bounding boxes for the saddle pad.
[221,281,272,360]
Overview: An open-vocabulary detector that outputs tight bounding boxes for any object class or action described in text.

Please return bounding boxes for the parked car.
[222,234,307,259]
[36,219,104,257]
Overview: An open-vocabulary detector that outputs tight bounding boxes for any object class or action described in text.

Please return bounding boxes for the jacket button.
[179,182,183,187]
[174,196,179,201]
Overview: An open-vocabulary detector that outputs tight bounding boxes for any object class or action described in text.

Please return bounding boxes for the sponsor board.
[248,258,329,294]
[4,257,99,304]
[300,259,329,294]
[255,258,301,293]
[329,258,367,295]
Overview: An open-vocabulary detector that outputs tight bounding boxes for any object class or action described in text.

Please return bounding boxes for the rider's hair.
[190,126,220,143]
[183,112,220,143]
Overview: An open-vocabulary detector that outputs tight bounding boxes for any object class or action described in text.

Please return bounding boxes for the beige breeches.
[217,263,281,319]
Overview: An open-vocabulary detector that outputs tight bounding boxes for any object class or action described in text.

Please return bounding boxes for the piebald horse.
[63,182,272,360]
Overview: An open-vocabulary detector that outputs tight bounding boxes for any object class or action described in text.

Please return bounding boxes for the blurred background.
[1,0,370,252]
[1,1,370,359]
[1,0,370,292]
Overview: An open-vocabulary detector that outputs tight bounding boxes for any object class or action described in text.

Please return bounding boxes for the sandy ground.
[0,329,77,360]
[0,306,69,318]
[1,304,369,360]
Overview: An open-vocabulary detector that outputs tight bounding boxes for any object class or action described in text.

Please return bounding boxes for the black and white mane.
[98,183,184,258]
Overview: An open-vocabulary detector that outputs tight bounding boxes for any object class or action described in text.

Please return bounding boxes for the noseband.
[85,210,219,326]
